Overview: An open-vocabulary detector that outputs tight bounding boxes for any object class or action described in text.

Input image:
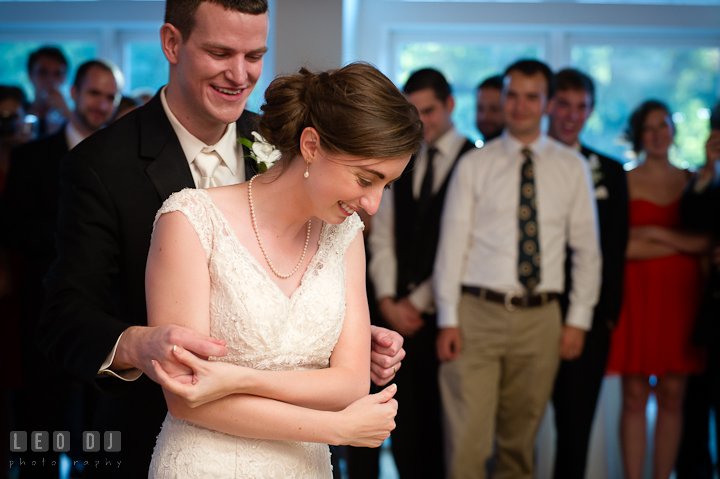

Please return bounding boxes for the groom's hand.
[114,325,228,383]
[370,325,405,386]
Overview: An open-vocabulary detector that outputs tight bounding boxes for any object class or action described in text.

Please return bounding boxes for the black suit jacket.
[681,178,720,345]
[0,126,69,371]
[36,93,257,475]
[39,93,257,386]
[562,145,629,329]
[0,126,69,256]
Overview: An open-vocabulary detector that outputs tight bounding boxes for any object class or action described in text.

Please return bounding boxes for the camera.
[710,102,720,131]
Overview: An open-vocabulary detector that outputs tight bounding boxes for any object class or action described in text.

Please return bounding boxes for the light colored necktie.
[195,148,222,189]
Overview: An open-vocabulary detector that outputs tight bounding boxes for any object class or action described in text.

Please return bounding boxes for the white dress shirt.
[161,87,246,188]
[98,90,246,380]
[369,127,471,313]
[433,132,601,330]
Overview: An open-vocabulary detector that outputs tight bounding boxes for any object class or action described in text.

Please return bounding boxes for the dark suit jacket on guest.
[552,145,629,479]
[37,93,257,477]
[0,126,69,367]
[681,178,720,346]
[561,145,629,329]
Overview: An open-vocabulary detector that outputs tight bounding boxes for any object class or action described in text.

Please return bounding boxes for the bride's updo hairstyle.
[257,62,423,173]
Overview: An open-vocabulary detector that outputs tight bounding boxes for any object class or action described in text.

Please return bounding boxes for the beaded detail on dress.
[148,188,363,479]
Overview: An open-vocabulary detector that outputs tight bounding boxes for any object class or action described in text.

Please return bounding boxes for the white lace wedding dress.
[147,188,363,479]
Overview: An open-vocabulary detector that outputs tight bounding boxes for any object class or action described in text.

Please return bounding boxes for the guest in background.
[112,95,140,122]
[0,85,28,479]
[475,75,504,143]
[351,68,474,479]
[0,60,120,478]
[435,60,600,479]
[606,99,709,479]
[26,46,71,138]
[676,101,720,479]
[131,86,155,105]
[548,68,629,479]
[0,86,30,187]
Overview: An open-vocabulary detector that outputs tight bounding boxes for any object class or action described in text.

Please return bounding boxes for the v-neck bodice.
[149,188,364,478]
[151,188,364,371]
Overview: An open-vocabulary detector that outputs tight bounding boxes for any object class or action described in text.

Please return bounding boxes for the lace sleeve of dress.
[330,212,365,253]
[152,188,214,262]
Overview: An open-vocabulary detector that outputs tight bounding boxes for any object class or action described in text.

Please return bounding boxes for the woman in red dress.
[607,100,709,479]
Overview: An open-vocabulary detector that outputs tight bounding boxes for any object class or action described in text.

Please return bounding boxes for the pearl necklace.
[248,175,311,279]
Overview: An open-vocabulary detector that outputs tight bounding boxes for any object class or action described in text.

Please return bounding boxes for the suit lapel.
[140,94,196,201]
[237,110,259,180]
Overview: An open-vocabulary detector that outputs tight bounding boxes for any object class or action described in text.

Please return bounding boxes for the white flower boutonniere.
[238,132,282,173]
[595,185,609,199]
[587,153,604,186]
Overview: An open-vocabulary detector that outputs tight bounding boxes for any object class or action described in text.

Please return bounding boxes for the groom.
[37,0,404,476]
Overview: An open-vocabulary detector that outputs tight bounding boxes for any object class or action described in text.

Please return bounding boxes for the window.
[390,31,720,168]
[572,44,720,168]
[123,40,168,96]
[0,41,97,102]
[395,41,544,145]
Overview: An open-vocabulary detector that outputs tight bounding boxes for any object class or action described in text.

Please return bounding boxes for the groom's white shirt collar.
[161,87,240,183]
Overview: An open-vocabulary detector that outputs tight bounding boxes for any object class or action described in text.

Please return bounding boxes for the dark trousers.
[347,317,445,478]
[552,320,611,479]
[676,348,720,479]
[84,376,167,478]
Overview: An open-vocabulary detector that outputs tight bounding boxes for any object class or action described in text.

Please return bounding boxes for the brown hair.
[627,99,673,154]
[165,0,267,41]
[258,62,423,172]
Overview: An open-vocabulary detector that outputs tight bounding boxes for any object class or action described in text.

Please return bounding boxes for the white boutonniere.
[238,132,282,173]
[587,153,604,186]
[595,185,609,199]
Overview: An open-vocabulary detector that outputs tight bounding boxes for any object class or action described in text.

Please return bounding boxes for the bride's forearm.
[166,388,343,444]
[240,366,369,411]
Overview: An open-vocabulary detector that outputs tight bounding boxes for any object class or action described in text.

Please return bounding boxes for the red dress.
[606,199,705,377]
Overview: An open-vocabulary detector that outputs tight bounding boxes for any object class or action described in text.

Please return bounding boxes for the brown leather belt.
[462,286,559,311]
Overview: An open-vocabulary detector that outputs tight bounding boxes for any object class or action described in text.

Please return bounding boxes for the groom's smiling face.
[165,1,268,141]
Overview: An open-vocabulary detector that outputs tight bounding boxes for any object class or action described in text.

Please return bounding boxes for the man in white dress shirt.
[434,59,601,479]
[364,68,474,478]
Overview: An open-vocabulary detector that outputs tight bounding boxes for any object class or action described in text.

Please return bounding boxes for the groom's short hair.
[165,0,268,42]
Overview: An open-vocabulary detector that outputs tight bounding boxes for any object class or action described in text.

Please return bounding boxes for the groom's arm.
[39,147,227,389]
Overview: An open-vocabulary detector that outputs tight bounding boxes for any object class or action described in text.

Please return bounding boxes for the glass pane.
[126,41,169,97]
[571,45,720,168]
[0,41,97,102]
[396,42,543,144]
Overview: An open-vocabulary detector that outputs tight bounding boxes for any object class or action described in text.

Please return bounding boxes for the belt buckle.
[503,292,517,312]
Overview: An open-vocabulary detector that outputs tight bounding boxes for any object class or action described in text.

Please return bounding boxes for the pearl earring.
[304,159,310,178]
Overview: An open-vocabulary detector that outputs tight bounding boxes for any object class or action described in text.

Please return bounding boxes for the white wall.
[274,0,343,75]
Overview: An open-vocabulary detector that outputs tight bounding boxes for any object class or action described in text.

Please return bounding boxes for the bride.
[145,62,423,477]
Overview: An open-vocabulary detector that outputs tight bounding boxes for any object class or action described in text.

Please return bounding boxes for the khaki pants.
[452,293,562,479]
[440,359,464,478]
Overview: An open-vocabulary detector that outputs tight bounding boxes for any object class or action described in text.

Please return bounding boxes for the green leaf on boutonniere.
[238,137,254,150]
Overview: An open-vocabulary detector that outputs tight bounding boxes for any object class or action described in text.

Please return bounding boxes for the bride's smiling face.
[307,150,410,225]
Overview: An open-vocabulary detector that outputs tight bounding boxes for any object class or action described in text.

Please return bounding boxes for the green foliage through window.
[572,45,720,169]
